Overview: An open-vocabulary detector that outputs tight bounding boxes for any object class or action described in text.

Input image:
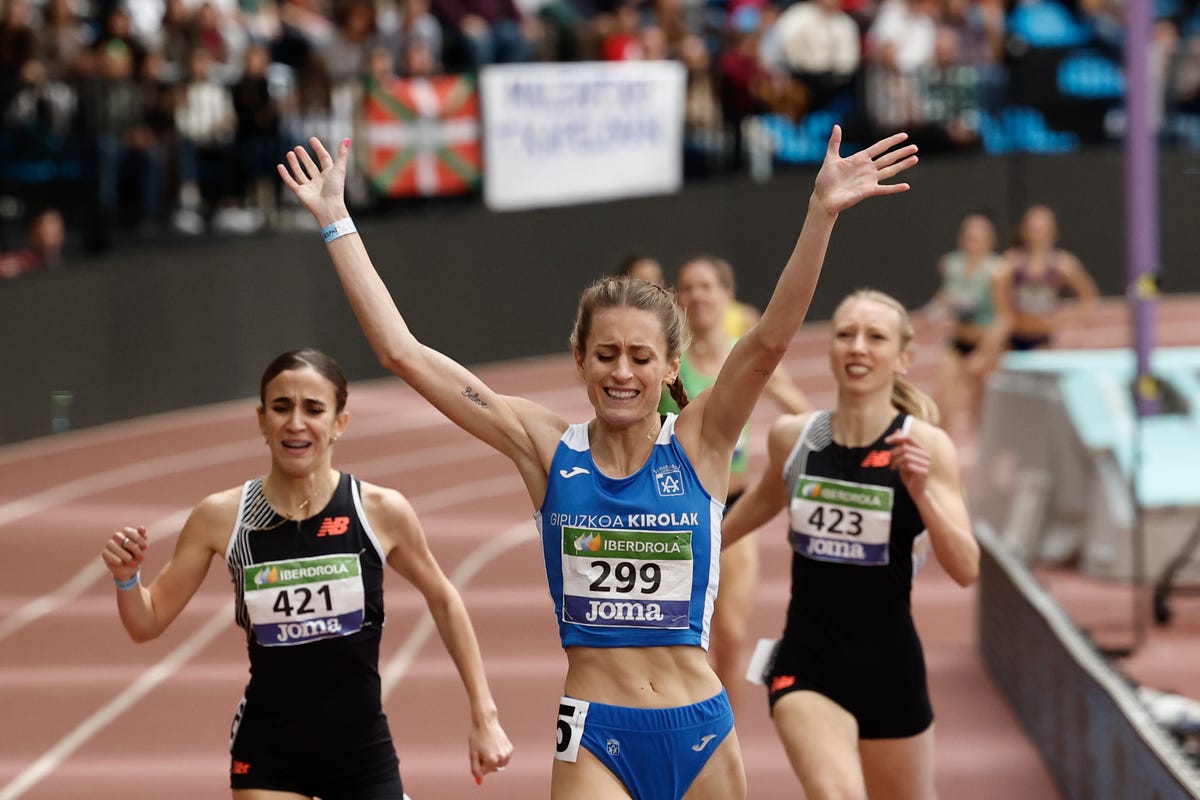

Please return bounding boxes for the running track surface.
[4,296,1194,800]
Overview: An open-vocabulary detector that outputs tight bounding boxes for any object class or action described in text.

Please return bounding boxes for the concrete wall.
[2,149,1198,444]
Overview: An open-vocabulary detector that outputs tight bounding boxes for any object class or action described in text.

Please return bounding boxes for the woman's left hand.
[885,429,931,497]
[469,716,514,785]
[813,125,919,216]
[277,136,350,225]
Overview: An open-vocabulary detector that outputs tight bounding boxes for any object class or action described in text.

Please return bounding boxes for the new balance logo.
[770,675,797,693]
[559,467,590,479]
[861,450,891,468]
[691,734,717,752]
[316,516,350,537]
[231,760,251,775]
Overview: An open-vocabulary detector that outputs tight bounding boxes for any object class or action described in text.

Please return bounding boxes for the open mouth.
[604,388,639,400]
[846,364,870,377]
[281,439,312,451]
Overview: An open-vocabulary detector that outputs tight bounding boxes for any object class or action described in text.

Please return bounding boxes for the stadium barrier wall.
[977,521,1200,799]
[2,149,1198,444]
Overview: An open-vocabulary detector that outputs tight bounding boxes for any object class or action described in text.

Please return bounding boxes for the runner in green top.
[658,254,811,717]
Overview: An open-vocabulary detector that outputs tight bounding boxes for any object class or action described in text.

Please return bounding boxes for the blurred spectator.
[386,0,444,67]
[938,0,1004,66]
[602,0,644,59]
[680,32,729,174]
[91,6,149,73]
[866,0,939,73]
[773,0,861,117]
[639,19,670,58]
[321,0,379,84]
[0,0,38,110]
[78,39,164,229]
[0,208,67,278]
[4,57,77,155]
[173,46,236,233]
[434,0,542,71]
[36,0,90,81]
[231,42,282,228]
[401,37,444,75]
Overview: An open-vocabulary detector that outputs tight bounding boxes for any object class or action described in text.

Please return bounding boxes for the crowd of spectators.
[2,0,1200,271]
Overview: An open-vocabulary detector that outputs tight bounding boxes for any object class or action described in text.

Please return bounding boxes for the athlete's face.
[576,306,678,429]
[958,215,994,258]
[674,260,731,334]
[829,298,912,396]
[257,366,348,477]
[1019,207,1057,250]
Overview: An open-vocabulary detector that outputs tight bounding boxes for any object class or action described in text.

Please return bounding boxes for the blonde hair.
[835,289,940,425]
[571,276,692,408]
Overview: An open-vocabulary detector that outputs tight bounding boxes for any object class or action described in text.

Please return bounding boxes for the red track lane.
[4,296,1195,800]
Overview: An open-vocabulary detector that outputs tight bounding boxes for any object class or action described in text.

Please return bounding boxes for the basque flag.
[362,75,481,197]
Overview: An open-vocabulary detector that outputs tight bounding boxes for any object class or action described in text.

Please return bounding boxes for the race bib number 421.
[789,476,894,565]
[561,527,692,629]
[243,554,365,646]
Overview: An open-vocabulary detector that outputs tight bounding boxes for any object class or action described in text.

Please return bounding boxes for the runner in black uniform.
[723,290,979,800]
[101,349,512,798]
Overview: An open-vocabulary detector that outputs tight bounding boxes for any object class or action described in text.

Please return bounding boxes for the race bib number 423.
[561,527,692,629]
[789,476,894,565]
[243,554,365,646]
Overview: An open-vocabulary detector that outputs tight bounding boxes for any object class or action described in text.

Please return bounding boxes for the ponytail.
[892,376,939,425]
[667,377,690,409]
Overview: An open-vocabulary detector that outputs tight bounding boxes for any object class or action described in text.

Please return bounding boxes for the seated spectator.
[0,0,38,110]
[679,32,729,174]
[384,0,445,69]
[321,0,380,85]
[773,0,860,116]
[601,0,644,59]
[173,46,237,234]
[3,57,77,157]
[78,39,164,231]
[433,0,542,71]
[231,42,283,229]
[0,208,66,278]
[35,0,90,81]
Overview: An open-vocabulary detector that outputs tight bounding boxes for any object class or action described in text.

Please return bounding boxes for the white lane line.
[0,508,190,644]
[0,601,234,800]
[0,475,533,798]
[381,521,535,700]
[0,386,587,532]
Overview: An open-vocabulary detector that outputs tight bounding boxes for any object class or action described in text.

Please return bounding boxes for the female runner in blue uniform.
[277,127,918,800]
[101,348,512,799]
[723,290,980,800]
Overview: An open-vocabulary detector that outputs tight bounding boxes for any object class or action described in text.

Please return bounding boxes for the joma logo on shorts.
[275,618,342,642]
[807,539,866,559]
[584,600,664,622]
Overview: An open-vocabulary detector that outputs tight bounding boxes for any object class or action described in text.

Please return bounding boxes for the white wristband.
[321,217,357,244]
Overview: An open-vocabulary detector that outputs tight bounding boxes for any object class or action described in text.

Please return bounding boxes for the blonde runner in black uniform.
[723,291,979,800]
[100,349,512,799]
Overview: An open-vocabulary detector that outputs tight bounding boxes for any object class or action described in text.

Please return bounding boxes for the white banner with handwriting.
[481,61,685,211]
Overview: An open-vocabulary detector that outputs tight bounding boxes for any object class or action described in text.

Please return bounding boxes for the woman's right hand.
[277,136,351,226]
[102,525,147,580]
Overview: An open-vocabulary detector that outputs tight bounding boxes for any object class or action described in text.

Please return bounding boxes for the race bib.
[243,554,365,646]
[554,697,590,763]
[789,476,894,565]
[560,526,692,630]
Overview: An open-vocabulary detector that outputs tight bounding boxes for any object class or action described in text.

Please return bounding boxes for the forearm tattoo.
[462,387,488,408]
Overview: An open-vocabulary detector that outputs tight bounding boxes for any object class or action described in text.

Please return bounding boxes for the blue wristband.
[321,217,357,244]
[114,572,140,591]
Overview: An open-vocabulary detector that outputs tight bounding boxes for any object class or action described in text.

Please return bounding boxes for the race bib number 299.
[243,554,365,646]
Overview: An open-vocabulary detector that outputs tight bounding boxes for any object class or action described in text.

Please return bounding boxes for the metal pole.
[1124,0,1159,654]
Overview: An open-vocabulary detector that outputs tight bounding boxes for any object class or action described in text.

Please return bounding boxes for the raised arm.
[884,422,979,586]
[100,493,230,642]
[369,486,514,784]
[722,414,807,549]
[278,138,562,501]
[685,127,918,466]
